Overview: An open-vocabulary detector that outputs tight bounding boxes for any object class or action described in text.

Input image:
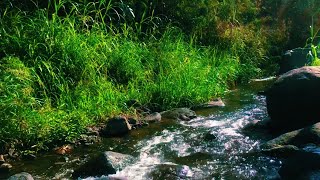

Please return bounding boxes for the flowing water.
[1,82,282,179]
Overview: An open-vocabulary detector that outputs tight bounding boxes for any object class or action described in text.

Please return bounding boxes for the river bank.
[0,7,260,156]
[1,81,280,179]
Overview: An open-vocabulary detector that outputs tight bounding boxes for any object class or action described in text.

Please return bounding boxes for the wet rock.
[8,172,34,180]
[242,120,273,136]
[72,151,134,178]
[143,112,161,123]
[173,152,212,166]
[100,116,132,137]
[266,66,320,132]
[161,108,197,121]
[147,164,203,179]
[0,163,12,173]
[278,151,320,180]
[263,122,320,148]
[261,145,300,158]
[203,132,217,141]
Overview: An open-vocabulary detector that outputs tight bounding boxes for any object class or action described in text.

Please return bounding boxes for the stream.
[1,81,282,179]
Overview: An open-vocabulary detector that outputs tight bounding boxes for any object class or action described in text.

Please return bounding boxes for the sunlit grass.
[0,2,251,151]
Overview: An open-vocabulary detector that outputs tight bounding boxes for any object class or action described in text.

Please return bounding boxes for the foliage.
[0,0,293,151]
[0,3,241,151]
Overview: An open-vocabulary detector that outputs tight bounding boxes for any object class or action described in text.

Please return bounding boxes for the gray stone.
[261,145,299,158]
[8,172,34,180]
[263,122,320,148]
[100,117,132,137]
[143,112,161,123]
[242,119,271,133]
[72,151,134,178]
[266,66,320,132]
[161,108,197,121]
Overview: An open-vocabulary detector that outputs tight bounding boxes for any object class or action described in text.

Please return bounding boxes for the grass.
[0,1,263,152]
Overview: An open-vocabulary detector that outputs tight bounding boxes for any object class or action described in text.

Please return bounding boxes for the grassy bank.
[0,1,275,153]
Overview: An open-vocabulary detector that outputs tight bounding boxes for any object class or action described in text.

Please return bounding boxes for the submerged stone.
[72,151,134,178]
[203,132,217,141]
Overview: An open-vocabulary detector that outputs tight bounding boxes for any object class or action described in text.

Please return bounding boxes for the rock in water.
[261,145,299,158]
[203,132,217,141]
[160,108,197,121]
[143,112,161,123]
[263,122,320,149]
[72,151,134,178]
[266,66,320,132]
[8,172,34,180]
[100,117,132,137]
[204,98,225,108]
[278,151,320,179]
[147,164,207,180]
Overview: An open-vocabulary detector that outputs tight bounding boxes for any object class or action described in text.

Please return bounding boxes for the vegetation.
[0,0,312,152]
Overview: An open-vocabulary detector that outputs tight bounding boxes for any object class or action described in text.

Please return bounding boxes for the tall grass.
[0,1,251,151]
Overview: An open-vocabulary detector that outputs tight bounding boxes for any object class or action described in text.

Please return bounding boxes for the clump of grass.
[0,1,257,152]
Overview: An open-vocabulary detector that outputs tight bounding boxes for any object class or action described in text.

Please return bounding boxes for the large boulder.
[160,108,197,121]
[279,48,312,74]
[100,117,132,137]
[266,66,320,132]
[72,151,134,178]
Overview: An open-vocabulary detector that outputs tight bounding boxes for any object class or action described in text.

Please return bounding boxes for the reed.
[0,0,267,151]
